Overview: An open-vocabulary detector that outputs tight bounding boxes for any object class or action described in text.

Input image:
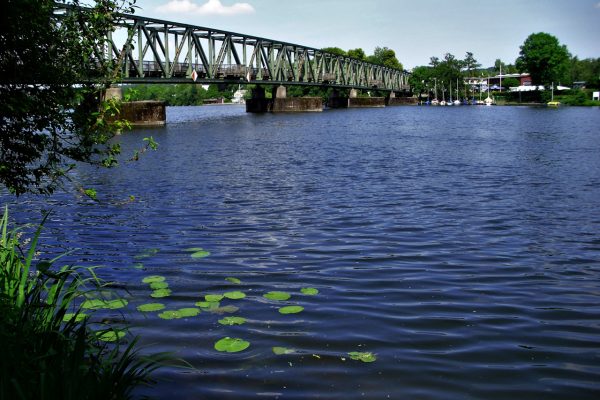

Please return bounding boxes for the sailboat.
[448,81,454,106]
[484,76,494,106]
[440,83,447,106]
[431,78,439,105]
[548,82,560,107]
[453,78,461,105]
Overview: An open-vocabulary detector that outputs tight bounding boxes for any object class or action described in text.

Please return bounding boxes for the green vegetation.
[214,337,250,353]
[123,84,236,106]
[348,351,377,363]
[516,32,571,86]
[0,0,151,196]
[278,306,304,314]
[0,208,165,399]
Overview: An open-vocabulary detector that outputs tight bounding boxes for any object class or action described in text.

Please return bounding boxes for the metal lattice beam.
[55,5,411,91]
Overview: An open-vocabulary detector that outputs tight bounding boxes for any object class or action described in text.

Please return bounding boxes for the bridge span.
[55,5,410,93]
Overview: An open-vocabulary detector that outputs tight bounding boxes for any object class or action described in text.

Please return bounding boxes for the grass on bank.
[0,207,167,400]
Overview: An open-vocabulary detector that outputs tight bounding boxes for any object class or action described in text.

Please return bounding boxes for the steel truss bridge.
[55,5,410,92]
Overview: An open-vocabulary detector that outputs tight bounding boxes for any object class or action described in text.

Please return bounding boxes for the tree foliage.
[368,47,403,70]
[515,32,571,85]
[0,0,135,196]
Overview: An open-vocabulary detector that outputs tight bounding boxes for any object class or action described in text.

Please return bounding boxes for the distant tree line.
[409,32,599,99]
[123,84,236,106]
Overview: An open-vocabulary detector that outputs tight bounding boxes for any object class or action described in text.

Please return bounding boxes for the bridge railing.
[55,5,410,92]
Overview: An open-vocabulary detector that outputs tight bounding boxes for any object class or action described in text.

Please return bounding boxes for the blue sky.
[131,0,600,69]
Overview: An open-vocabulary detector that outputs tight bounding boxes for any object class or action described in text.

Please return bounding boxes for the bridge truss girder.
[56,6,410,92]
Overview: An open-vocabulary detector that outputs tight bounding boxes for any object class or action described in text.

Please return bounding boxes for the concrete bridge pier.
[348,89,385,108]
[103,87,166,127]
[245,86,271,113]
[272,85,322,113]
[387,91,419,106]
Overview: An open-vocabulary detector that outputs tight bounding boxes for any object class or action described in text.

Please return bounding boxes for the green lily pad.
[81,298,128,310]
[62,313,88,323]
[218,316,247,326]
[195,301,221,309]
[225,277,242,284]
[151,288,172,298]
[136,303,165,312]
[96,329,126,342]
[209,305,239,314]
[158,310,181,320]
[205,294,224,302]
[185,247,205,252]
[191,250,210,259]
[142,275,165,284]
[178,308,201,317]
[272,347,295,355]
[264,291,291,301]
[348,351,377,363]
[149,281,169,290]
[133,263,144,270]
[223,291,246,300]
[278,306,304,314]
[214,337,250,353]
[134,248,159,260]
[301,287,319,295]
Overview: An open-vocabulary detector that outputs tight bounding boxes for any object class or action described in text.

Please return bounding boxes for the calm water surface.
[4,105,600,399]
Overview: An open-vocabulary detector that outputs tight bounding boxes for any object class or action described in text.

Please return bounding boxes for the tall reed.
[0,207,166,400]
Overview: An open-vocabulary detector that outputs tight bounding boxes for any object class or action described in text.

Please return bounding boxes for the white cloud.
[156,0,255,16]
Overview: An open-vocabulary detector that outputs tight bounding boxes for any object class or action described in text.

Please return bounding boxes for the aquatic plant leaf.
[191,250,210,259]
[223,291,246,300]
[209,305,239,314]
[264,291,291,301]
[195,301,221,309]
[348,351,376,363]
[137,303,165,312]
[134,248,159,260]
[133,263,144,270]
[185,247,205,252]
[205,294,224,302]
[214,337,250,353]
[301,287,319,295]
[150,281,169,290]
[81,298,128,310]
[225,277,242,284]
[158,310,181,320]
[151,288,172,298]
[178,308,201,317]
[62,313,88,323]
[278,306,304,314]
[218,316,247,325]
[142,275,165,284]
[96,329,126,342]
[272,347,295,355]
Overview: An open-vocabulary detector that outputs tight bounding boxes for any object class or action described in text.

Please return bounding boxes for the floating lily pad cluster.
[186,247,211,259]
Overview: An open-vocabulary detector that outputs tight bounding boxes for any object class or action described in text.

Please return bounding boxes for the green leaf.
[150,281,169,290]
[135,248,159,260]
[96,329,126,342]
[272,347,295,355]
[142,275,165,284]
[195,301,221,309]
[218,316,247,326]
[81,298,128,310]
[348,351,377,363]
[62,313,88,323]
[209,305,239,314]
[264,291,291,301]
[301,287,319,295]
[151,288,172,298]
[136,303,165,312]
[178,308,201,317]
[158,310,181,320]
[223,291,246,300]
[214,337,250,353]
[278,306,304,314]
[225,277,242,284]
[205,294,224,302]
[191,250,210,259]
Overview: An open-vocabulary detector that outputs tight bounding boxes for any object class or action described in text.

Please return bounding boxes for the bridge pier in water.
[103,87,166,127]
[328,89,386,108]
[246,85,323,113]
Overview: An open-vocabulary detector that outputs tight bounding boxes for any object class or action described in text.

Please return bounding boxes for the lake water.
[4,105,600,399]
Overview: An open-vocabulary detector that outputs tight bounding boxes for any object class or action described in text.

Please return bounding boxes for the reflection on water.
[4,105,600,399]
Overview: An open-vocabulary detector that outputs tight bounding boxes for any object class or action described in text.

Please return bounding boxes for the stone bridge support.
[103,86,165,127]
[247,85,322,113]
